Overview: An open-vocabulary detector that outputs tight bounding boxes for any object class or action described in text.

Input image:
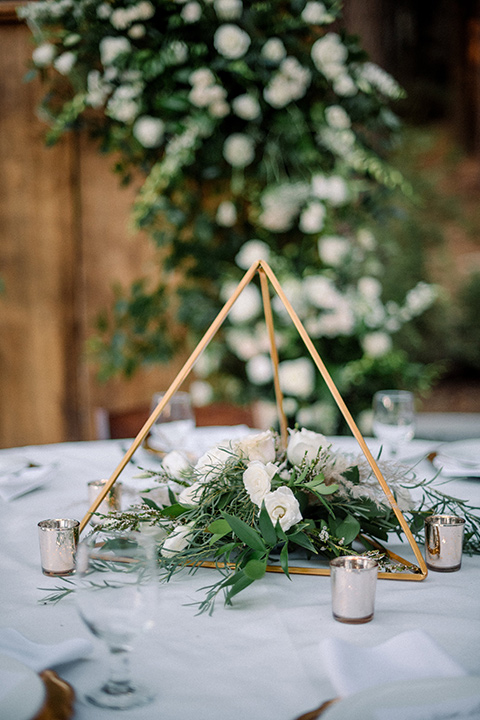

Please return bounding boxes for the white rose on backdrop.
[178,480,204,506]
[161,522,195,557]
[318,236,350,266]
[324,105,351,129]
[189,380,214,407]
[299,201,326,233]
[287,428,328,465]
[53,52,76,75]
[261,37,286,63]
[303,275,340,310]
[133,116,165,147]
[246,354,272,385]
[223,133,255,167]
[235,239,270,269]
[311,32,347,71]
[278,358,315,399]
[316,299,356,337]
[224,282,262,323]
[243,461,278,506]
[361,331,392,357]
[32,43,56,67]
[100,36,131,65]
[235,429,276,463]
[214,0,243,20]
[97,3,112,19]
[129,24,146,38]
[333,73,358,97]
[301,1,332,24]
[264,487,302,531]
[296,402,338,435]
[225,328,259,360]
[312,174,348,205]
[190,68,216,87]
[214,24,251,59]
[162,450,191,479]
[181,1,202,22]
[232,94,261,120]
[358,276,382,299]
[86,70,111,107]
[216,200,237,226]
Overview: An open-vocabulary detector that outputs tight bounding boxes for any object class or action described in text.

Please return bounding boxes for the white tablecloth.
[1,431,480,719]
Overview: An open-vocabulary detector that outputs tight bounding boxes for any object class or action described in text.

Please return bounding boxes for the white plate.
[322,676,480,720]
[0,653,46,720]
[437,439,480,466]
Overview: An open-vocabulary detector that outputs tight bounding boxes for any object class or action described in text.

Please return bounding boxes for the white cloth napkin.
[0,628,93,672]
[0,463,55,501]
[320,630,465,697]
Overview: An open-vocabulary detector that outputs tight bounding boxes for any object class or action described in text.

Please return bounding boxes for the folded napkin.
[0,463,55,501]
[0,628,93,672]
[433,455,480,478]
[320,630,465,698]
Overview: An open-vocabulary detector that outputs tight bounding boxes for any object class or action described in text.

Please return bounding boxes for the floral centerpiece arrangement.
[86,427,480,614]
[20,0,439,433]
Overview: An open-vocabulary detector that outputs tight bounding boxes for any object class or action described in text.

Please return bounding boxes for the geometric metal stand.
[80,259,428,581]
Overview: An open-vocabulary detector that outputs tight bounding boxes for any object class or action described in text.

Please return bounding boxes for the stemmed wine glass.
[75,531,157,710]
[372,390,415,458]
[149,391,196,453]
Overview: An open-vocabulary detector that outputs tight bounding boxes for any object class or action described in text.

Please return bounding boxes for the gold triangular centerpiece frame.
[81,260,428,582]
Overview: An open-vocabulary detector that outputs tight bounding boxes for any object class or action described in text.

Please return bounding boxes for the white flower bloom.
[325,104,351,129]
[195,443,235,478]
[357,228,376,250]
[333,73,357,97]
[264,487,302,531]
[358,62,403,99]
[136,1,155,20]
[311,32,347,69]
[97,3,112,19]
[106,84,142,123]
[299,201,326,234]
[167,40,188,64]
[287,427,328,465]
[235,430,276,463]
[133,116,165,148]
[223,133,255,167]
[100,36,131,66]
[181,1,202,23]
[214,0,243,20]
[110,8,131,29]
[246,355,273,385]
[358,276,382,299]
[278,358,315,399]
[178,480,204,506]
[232,94,261,120]
[303,275,338,309]
[258,182,309,232]
[209,99,230,118]
[190,68,216,87]
[405,282,436,315]
[53,51,76,75]
[264,57,311,108]
[296,402,338,435]
[318,235,350,266]
[216,201,237,227]
[32,43,56,67]
[225,328,259,360]
[235,239,270,269]
[362,331,392,357]
[161,522,195,557]
[261,37,286,63]
[162,450,191,479]
[243,460,278,506]
[301,1,331,24]
[189,380,214,407]
[222,281,262,322]
[86,70,111,107]
[129,24,146,38]
[214,24,251,59]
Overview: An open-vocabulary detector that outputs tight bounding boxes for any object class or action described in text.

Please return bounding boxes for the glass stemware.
[372,390,415,458]
[75,531,157,710]
[149,390,196,453]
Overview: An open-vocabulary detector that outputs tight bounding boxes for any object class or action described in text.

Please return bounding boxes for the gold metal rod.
[257,260,427,579]
[79,260,263,534]
[258,267,288,448]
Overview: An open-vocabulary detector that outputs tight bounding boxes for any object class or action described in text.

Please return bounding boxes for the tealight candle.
[38,519,80,576]
[87,478,122,525]
[329,556,378,624]
[425,515,465,572]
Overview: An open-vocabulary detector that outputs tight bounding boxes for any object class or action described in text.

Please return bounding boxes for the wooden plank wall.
[0,6,182,448]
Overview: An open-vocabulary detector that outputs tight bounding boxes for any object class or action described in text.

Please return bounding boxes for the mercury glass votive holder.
[329,556,378,624]
[87,478,122,525]
[425,515,465,572]
[38,519,80,576]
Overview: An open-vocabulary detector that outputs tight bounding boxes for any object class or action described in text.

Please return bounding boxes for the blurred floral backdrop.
[21,0,440,433]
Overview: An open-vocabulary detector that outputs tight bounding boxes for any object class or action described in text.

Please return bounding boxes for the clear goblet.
[75,531,157,710]
[149,390,195,453]
[372,390,415,458]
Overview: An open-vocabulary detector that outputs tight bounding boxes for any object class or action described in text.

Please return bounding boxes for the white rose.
[261,37,286,63]
[214,0,243,20]
[32,43,56,67]
[235,430,276,463]
[162,450,191,479]
[325,105,351,129]
[318,236,350,266]
[223,133,255,167]
[246,355,273,385]
[214,24,251,59]
[287,428,328,465]
[232,94,261,120]
[129,24,146,38]
[358,276,382,299]
[216,201,237,227]
[311,33,347,70]
[301,1,331,24]
[361,331,392,357]
[133,116,165,148]
[264,487,302,531]
[161,522,195,557]
[190,68,216,87]
[299,202,326,234]
[243,460,278,506]
[225,282,261,323]
[195,443,234,478]
[333,73,357,97]
[278,358,315,399]
[225,328,259,360]
[100,36,131,66]
[178,480,204,506]
[181,1,202,23]
[235,239,270,269]
[53,51,76,75]
[189,380,214,407]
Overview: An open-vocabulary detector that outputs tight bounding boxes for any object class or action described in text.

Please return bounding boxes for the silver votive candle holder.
[87,478,122,525]
[38,519,80,576]
[425,514,465,572]
[330,556,378,624]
